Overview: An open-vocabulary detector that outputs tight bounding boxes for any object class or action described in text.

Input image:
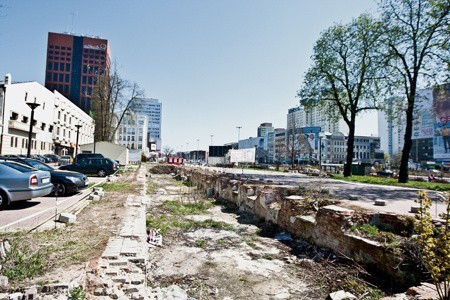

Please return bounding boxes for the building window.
[10,112,18,120]
[22,116,28,123]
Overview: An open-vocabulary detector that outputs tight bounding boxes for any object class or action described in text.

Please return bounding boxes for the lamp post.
[236,126,242,149]
[319,132,325,171]
[196,139,200,162]
[26,95,41,158]
[75,124,82,156]
[210,134,214,146]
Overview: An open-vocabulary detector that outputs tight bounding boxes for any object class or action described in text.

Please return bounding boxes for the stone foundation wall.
[180,167,419,289]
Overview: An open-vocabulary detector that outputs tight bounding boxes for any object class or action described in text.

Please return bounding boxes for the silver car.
[0,161,54,208]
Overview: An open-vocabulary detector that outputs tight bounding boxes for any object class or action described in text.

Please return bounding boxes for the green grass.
[332,174,450,192]
[146,215,233,236]
[97,182,134,192]
[162,200,213,215]
[350,224,379,236]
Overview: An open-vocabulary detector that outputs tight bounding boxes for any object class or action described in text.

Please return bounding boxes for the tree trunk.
[398,91,416,183]
[344,120,356,177]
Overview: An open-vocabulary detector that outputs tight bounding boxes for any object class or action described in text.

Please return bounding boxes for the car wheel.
[97,169,107,177]
[53,182,67,196]
[0,190,8,209]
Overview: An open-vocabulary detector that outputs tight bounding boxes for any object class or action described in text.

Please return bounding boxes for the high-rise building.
[257,122,274,138]
[44,32,111,112]
[132,98,162,151]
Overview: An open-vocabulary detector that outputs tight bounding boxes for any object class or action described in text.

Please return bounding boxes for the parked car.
[0,160,54,208]
[58,155,72,166]
[0,157,89,196]
[59,158,119,177]
[377,169,396,177]
[44,154,60,163]
[74,153,104,163]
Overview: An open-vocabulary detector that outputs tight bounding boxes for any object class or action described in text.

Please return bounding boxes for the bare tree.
[162,146,175,157]
[379,0,450,183]
[91,63,144,142]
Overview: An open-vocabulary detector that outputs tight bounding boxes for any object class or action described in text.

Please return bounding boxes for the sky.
[0,0,379,152]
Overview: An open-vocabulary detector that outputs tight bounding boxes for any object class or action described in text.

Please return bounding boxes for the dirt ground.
[145,173,382,299]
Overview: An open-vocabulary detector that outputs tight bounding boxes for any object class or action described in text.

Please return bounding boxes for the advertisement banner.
[229,148,256,163]
[433,84,450,160]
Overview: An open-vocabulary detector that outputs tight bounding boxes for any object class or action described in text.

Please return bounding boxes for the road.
[0,176,105,232]
[200,166,449,219]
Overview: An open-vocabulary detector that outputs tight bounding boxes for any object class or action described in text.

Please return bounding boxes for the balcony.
[8,120,41,133]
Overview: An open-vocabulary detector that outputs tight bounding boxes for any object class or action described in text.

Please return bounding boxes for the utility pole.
[236,126,242,149]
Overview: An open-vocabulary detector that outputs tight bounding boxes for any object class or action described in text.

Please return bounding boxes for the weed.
[195,239,208,248]
[146,215,233,236]
[350,224,379,236]
[1,246,46,280]
[239,276,247,282]
[162,200,213,215]
[69,287,86,300]
[204,260,217,268]
[98,182,134,193]
[262,253,273,260]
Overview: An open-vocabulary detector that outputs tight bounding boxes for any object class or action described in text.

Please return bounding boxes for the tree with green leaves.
[379,0,450,183]
[298,14,384,177]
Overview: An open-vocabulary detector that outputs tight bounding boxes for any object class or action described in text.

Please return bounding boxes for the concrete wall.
[80,141,129,165]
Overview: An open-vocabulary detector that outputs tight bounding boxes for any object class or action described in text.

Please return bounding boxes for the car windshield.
[26,159,54,171]
[0,161,36,173]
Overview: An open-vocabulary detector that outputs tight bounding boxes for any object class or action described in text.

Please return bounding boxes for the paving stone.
[410,205,421,213]
[0,276,8,288]
[112,276,127,283]
[374,199,387,206]
[7,293,24,300]
[24,286,38,300]
[0,293,8,300]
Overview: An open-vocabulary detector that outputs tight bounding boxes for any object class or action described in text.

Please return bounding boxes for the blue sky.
[0,0,378,151]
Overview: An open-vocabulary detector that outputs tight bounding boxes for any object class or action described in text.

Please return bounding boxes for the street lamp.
[75,124,82,156]
[196,139,200,162]
[319,132,325,171]
[236,126,242,149]
[26,94,41,158]
[210,134,214,146]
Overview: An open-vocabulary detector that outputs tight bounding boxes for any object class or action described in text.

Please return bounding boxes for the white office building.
[118,112,148,152]
[133,98,162,151]
[0,74,94,156]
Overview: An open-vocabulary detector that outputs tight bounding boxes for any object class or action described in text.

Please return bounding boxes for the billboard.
[229,148,256,163]
[432,84,450,160]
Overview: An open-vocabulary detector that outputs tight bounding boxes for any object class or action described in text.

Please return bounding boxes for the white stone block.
[58,213,76,224]
[89,194,101,201]
[94,191,105,197]
[374,199,387,206]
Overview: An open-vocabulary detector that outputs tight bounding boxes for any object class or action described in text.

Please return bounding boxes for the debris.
[147,228,162,246]
[275,232,292,241]
[0,240,11,260]
[326,290,357,300]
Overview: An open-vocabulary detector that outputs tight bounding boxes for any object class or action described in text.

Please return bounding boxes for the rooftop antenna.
[70,12,77,34]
